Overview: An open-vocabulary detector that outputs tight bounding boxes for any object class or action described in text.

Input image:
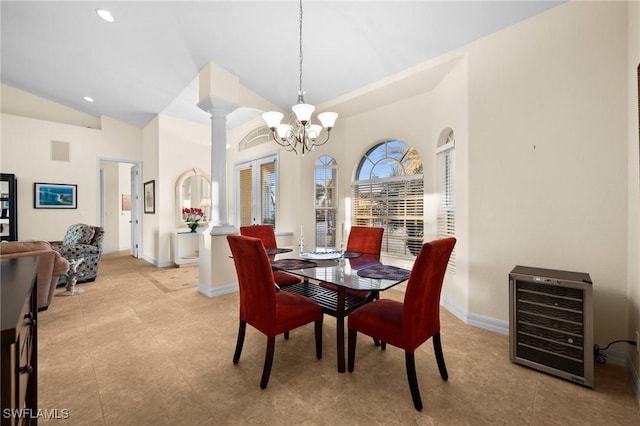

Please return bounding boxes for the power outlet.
[636,330,640,353]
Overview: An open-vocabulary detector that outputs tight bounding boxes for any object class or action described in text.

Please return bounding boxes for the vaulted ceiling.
[1,1,563,128]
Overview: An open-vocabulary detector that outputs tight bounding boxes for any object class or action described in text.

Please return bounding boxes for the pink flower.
[183,207,204,224]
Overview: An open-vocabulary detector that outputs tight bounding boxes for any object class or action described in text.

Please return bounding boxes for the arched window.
[315,155,337,247]
[352,140,423,258]
[437,129,455,272]
[239,126,271,151]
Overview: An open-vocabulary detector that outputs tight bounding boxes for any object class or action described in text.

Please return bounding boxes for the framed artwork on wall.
[144,180,155,214]
[34,182,77,209]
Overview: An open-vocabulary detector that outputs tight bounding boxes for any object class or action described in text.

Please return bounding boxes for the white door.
[235,154,278,227]
[130,163,142,257]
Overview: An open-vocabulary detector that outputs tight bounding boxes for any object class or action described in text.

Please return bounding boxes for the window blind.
[315,157,337,247]
[437,142,455,271]
[260,161,276,225]
[352,175,424,257]
[239,168,253,226]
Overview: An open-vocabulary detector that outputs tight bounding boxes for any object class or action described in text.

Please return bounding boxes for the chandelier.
[262,0,338,155]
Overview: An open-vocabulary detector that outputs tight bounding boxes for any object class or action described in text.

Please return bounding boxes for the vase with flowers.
[182,207,204,232]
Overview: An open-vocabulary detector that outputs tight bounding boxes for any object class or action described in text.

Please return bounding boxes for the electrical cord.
[593,340,636,364]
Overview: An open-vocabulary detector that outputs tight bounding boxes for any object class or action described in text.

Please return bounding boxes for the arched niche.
[175,168,211,227]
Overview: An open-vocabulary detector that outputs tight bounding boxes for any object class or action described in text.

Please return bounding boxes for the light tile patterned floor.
[35,251,640,425]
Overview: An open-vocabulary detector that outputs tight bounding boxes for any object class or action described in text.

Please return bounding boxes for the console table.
[172,230,200,267]
[1,256,39,426]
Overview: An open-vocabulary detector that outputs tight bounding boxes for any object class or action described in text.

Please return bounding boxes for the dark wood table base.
[281,280,367,372]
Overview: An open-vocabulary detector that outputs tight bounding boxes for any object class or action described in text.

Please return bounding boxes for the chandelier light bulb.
[262,111,284,129]
[292,103,315,123]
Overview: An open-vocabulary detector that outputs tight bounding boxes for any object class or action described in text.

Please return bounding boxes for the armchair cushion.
[0,240,69,311]
[62,224,95,245]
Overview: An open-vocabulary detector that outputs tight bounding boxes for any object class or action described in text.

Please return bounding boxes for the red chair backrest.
[227,235,276,334]
[239,225,278,249]
[403,237,456,352]
[346,226,384,256]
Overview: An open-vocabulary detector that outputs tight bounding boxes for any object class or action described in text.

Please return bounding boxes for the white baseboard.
[467,311,509,336]
[440,297,640,406]
[197,282,238,298]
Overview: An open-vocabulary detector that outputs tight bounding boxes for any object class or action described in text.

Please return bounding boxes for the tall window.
[315,156,337,247]
[437,129,455,272]
[235,154,278,227]
[352,140,423,258]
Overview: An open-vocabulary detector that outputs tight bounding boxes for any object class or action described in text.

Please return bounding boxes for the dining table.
[269,247,412,373]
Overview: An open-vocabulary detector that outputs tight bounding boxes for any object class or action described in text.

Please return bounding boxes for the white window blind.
[315,156,337,247]
[260,161,276,225]
[352,175,424,257]
[437,139,455,271]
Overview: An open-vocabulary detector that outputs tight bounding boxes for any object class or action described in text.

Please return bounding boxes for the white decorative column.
[197,97,237,230]
[195,63,241,297]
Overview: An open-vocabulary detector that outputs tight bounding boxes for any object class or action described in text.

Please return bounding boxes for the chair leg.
[314,319,323,359]
[381,342,387,351]
[405,351,423,411]
[233,321,246,364]
[260,336,276,389]
[284,331,290,340]
[347,329,357,372]
[433,332,448,381]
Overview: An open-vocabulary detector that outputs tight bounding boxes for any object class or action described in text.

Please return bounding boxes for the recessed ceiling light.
[96,9,115,23]
[83,96,94,103]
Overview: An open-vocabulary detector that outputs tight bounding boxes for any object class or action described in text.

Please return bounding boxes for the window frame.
[352,140,424,259]
[314,155,338,248]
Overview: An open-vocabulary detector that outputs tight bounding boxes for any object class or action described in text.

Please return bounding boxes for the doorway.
[98,159,142,257]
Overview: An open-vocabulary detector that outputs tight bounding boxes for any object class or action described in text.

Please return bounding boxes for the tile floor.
[35,251,640,425]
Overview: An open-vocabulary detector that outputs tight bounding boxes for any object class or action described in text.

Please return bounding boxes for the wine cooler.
[509,265,593,387]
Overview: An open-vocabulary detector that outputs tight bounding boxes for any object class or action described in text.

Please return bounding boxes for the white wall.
[141,117,160,264]
[0,111,141,241]
[430,56,470,319]
[156,114,210,266]
[465,0,628,344]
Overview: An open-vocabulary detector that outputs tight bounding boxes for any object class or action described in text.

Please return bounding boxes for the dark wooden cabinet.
[1,257,38,425]
[0,173,18,242]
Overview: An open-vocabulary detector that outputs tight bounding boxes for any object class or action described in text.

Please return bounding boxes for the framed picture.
[144,180,155,214]
[1,193,8,209]
[34,182,77,209]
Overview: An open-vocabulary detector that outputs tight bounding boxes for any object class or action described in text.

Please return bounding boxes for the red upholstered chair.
[322,226,384,299]
[346,226,384,256]
[227,235,323,389]
[347,237,456,411]
[240,224,301,287]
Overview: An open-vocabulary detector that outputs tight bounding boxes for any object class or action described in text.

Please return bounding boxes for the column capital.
[197,95,238,117]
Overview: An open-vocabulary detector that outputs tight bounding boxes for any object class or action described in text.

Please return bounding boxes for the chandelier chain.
[298,0,304,102]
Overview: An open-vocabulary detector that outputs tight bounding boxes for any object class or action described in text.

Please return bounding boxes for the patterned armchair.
[51,223,105,286]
